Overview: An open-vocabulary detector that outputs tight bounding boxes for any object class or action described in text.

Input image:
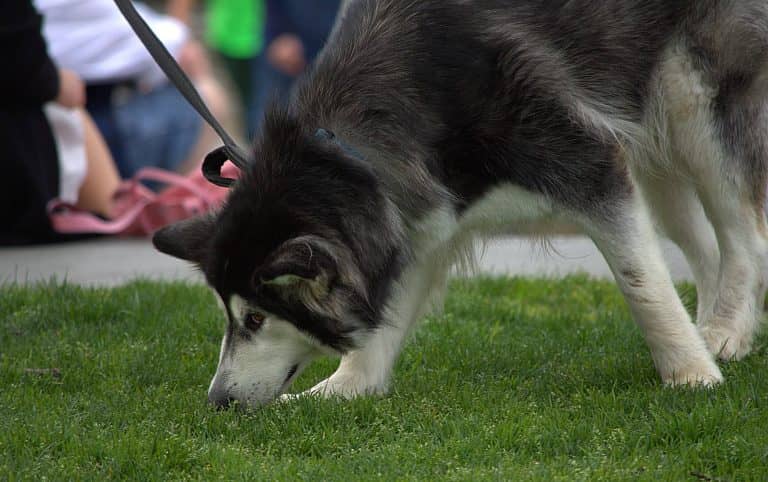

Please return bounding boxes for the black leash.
[113,0,249,187]
[114,0,365,188]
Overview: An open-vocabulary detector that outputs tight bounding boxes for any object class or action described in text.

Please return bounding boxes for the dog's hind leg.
[689,98,768,361]
[659,46,768,360]
[579,189,723,386]
[634,172,720,324]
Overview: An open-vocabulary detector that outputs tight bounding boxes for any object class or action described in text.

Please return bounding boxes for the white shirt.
[35,0,189,89]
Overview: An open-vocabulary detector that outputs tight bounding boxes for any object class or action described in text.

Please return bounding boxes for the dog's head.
[153,113,403,408]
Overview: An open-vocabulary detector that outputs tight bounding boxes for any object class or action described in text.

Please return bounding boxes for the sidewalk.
[0,236,693,287]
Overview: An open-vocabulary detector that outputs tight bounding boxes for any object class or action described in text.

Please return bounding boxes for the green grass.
[1,277,767,481]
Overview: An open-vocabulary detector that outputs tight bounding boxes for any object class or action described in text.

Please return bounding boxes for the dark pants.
[253,0,342,135]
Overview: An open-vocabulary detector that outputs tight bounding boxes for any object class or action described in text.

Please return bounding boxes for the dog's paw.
[660,355,723,387]
[278,392,305,403]
[277,373,387,402]
[699,324,753,361]
[305,372,389,400]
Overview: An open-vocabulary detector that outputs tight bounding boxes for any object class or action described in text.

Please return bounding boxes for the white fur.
[421,173,722,387]
[263,274,305,286]
[228,294,248,320]
[290,169,724,400]
[302,258,440,398]
[295,185,560,399]
[579,196,722,386]
[624,45,724,326]
[633,173,721,324]
[208,295,322,405]
[458,183,555,235]
[632,42,768,360]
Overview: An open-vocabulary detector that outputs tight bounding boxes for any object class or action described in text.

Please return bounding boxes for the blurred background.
[0,0,696,286]
[2,0,343,246]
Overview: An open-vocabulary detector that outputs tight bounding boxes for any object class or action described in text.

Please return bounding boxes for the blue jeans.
[88,84,202,178]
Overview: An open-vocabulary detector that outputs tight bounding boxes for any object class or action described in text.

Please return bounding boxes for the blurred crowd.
[1,0,342,245]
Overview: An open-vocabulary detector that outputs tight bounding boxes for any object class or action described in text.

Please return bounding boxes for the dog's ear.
[253,236,337,291]
[152,215,215,263]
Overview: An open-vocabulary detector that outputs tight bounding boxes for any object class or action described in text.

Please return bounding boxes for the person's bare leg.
[75,110,121,218]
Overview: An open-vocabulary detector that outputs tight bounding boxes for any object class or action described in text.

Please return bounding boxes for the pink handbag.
[48,165,238,236]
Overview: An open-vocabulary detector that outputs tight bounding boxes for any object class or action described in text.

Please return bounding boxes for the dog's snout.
[208,387,235,409]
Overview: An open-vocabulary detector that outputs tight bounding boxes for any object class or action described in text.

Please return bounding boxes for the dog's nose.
[208,388,235,409]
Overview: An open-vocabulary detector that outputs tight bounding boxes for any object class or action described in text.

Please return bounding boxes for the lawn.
[1,277,766,480]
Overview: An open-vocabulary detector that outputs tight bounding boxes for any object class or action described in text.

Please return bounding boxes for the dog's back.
[300,1,767,206]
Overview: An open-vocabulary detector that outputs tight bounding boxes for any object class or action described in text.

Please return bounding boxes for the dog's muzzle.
[208,385,235,409]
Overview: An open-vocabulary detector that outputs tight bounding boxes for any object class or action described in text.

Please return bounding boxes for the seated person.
[1,1,120,245]
[34,0,231,178]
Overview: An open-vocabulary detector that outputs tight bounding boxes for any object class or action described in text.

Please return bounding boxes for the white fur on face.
[208,295,321,407]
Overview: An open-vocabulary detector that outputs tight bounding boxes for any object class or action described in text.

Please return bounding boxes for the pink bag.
[48,165,238,236]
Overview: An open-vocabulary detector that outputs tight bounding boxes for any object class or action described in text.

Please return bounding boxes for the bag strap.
[133,167,219,206]
[113,0,248,187]
[48,165,224,235]
[48,197,153,235]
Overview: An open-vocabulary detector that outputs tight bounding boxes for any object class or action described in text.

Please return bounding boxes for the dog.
[153,0,768,408]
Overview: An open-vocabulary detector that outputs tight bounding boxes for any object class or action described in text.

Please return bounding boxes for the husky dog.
[154,0,768,408]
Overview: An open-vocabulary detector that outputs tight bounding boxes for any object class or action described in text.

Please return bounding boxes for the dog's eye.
[244,312,266,331]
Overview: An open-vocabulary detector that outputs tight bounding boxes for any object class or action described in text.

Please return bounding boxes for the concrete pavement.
[0,236,693,287]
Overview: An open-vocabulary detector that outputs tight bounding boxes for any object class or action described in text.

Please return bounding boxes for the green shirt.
[205,0,265,58]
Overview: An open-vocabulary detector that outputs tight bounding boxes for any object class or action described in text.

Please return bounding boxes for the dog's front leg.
[296,256,445,400]
[304,321,412,399]
[278,311,415,402]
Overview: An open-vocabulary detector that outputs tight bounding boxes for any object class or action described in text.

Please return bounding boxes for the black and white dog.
[154,0,768,408]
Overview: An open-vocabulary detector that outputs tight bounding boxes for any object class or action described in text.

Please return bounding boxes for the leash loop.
[113,0,251,185]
